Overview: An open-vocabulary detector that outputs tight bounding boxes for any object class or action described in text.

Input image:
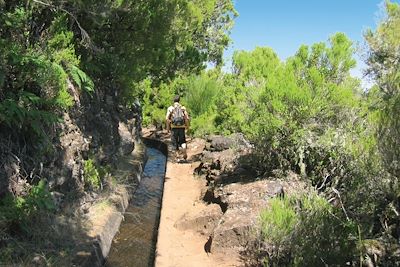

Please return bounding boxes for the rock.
[32,255,46,266]
[215,180,284,209]
[230,133,253,150]
[118,122,134,155]
[105,95,113,106]
[210,159,221,170]
[202,149,236,173]
[209,135,234,151]
[174,204,223,235]
[209,180,285,254]
[0,77,144,266]
[206,133,252,152]
[211,206,256,253]
[193,162,205,175]
[51,191,65,211]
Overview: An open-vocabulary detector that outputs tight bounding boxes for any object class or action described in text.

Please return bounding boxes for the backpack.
[171,104,185,126]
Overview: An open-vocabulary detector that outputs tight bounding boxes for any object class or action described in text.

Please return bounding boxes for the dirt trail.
[145,130,241,267]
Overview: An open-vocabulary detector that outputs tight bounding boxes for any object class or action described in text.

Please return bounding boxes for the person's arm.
[184,109,190,131]
[165,107,171,132]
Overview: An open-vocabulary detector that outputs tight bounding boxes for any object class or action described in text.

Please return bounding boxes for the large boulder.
[205,133,252,152]
[207,135,235,151]
[118,122,134,155]
[210,180,284,254]
[211,206,255,253]
[215,180,284,208]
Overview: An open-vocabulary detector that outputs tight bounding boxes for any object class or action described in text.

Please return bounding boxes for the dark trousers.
[171,128,186,150]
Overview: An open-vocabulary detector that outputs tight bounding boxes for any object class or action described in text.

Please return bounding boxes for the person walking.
[166,95,189,160]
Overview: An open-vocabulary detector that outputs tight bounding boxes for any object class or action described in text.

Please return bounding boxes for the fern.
[56,87,74,108]
[83,159,101,190]
[69,65,95,95]
[0,91,60,136]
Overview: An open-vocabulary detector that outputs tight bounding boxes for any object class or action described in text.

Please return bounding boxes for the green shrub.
[260,193,358,267]
[0,180,55,234]
[184,74,218,117]
[290,195,357,266]
[139,79,175,127]
[189,111,217,137]
[0,91,60,136]
[260,197,297,245]
[83,159,101,190]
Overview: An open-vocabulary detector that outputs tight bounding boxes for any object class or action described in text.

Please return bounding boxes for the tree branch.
[31,0,100,52]
[332,188,350,221]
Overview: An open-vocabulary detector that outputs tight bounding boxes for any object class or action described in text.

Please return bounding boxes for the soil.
[143,129,243,267]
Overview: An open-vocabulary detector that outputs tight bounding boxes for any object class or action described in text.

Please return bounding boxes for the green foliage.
[0,0,237,132]
[214,47,282,135]
[55,87,74,108]
[0,180,55,235]
[260,197,297,245]
[0,3,82,139]
[69,65,95,95]
[83,159,101,190]
[260,194,358,266]
[244,34,362,178]
[75,0,236,101]
[138,79,175,127]
[139,72,221,133]
[0,91,60,136]
[213,75,247,134]
[26,180,56,212]
[255,4,400,266]
[184,74,218,117]
[181,74,219,136]
[189,110,216,136]
[365,0,400,177]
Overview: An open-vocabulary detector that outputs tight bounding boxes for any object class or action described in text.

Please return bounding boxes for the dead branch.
[332,188,350,221]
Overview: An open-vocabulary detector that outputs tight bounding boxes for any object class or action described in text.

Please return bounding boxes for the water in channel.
[105,147,166,267]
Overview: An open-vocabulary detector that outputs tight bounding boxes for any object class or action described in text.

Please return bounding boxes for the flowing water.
[104,147,166,267]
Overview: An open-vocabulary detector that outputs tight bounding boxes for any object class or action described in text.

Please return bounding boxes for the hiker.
[166,95,189,160]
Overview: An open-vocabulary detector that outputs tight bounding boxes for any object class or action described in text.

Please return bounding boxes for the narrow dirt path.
[143,129,241,267]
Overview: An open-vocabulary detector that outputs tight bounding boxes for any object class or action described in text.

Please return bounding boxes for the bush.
[260,197,297,245]
[83,159,101,190]
[189,111,217,137]
[260,193,358,267]
[0,180,55,235]
[184,74,219,118]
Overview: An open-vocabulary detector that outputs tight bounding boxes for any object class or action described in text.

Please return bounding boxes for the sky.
[223,0,391,87]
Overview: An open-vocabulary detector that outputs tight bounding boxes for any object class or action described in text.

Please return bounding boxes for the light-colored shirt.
[166,102,189,128]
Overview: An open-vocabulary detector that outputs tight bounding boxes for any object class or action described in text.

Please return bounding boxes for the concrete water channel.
[104,140,167,267]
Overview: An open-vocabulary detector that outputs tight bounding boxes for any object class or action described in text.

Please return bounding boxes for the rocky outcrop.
[0,86,145,265]
[56,95,142,199]
[188,135,305,255]
[0,88,142,196]
[205,133,252,152]
[210,180,284,253]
